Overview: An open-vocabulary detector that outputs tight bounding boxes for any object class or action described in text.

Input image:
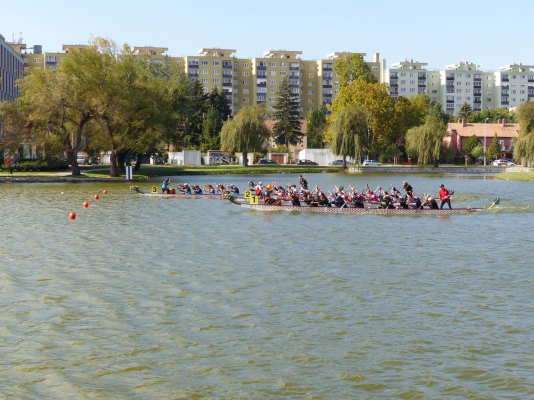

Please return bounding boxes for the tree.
[220,104,270,167]
[487,133,502,161]
[471,144,484,159]
[0,101,30,155]
[330,105,368,168]
[207,87,231,122]
[306,106,327,148]
[184,79,208,149]
[514,102,534,165]
[458,102,473,120]
[200,107,222,152]
[272,77,302,146]
[466,107,518,123]
[462,134,482,157]
[334,54,377,88]
[405,114,447,167]
[428,100,449,125]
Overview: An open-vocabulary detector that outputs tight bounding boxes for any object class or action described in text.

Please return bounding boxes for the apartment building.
[0,34,23,102]
[494,63,534,110]
[387,59,437,101]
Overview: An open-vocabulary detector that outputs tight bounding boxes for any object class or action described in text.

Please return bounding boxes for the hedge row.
[0,160,69,172]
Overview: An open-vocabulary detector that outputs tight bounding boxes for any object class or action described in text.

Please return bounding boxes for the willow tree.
[514,102,534,166]
[330,105,368,168]
[220,104,269,167]
[405,114,447,167]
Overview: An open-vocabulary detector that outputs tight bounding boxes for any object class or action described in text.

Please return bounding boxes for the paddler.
[403,181,414,197]
[299,175,308,189]
[161,177,170,194]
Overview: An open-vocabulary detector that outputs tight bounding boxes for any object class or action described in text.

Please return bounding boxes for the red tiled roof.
[447,122,519,138]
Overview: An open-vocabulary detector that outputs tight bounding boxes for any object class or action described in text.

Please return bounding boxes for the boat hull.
[234,203,483,214]
[141,193,243,200]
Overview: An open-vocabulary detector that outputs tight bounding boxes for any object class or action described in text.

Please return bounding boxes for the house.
[445,118,519,154]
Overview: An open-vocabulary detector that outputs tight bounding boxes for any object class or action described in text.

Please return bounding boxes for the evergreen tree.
[200,107,222,152]
[207,87,232,121]
[272,77,302,146]
[306,106,327,148]
[184,79,208,148]
[458,102,473,120]
[487,133,502,160]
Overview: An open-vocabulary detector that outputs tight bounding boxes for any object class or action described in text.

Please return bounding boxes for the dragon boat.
[227,195,500,215]
[131,186,244,200]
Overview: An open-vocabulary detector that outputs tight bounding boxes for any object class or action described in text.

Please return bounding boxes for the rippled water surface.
[1,173,534,398]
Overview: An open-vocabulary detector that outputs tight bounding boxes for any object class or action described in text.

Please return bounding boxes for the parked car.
[362,160,382,166]
[76,155,86,165]
[329,160,354,166]
[297,159,318,165]
[257,158,279,164]
[492,159,515,166]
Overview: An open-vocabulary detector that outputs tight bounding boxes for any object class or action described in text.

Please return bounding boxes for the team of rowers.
[161,175,453,210]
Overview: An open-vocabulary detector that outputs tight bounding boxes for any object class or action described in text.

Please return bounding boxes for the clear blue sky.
[2,0,532,72]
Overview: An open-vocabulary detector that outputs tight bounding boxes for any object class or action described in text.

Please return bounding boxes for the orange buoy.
[94,194,99,200]
[83,201,89,208]
[103,190,108,194]
[69,212,76,220]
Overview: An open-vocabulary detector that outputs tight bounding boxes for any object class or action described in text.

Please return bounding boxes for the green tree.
[334,54,377,88]
[184,79,208,149]
[462,134,482,157]
[330,105,368,168]
[383,143,403,163]
[514,101,534,165]
[405,114,447,167]
[466,108,518,123]
[458,102,473,120]
[306,106,327,148]
[220,104,270,167]
[487,133,502,161]
[272,77,302,146]
[428,100,450,125]
[200,107,222,152]
[207,87,231,121]
[471,144,484,159]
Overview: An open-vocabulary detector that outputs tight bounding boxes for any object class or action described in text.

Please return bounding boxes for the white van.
[77,155,86,165]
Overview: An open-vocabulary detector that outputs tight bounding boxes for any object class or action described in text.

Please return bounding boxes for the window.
[308,107,313,111]
[466,97,471,101]
[457,82,462,86]
[308,99,314,103]
[456,96,462,100]
[34,58,42,63]
[177,61,182,66]
[23,67,30,72]
[308,65,314,69]
[201,60,208,65]
[243,63,249,68]
[372,66,378,71]
[234,106,238,111]
[213,70,220,75]
[308,73,313,78]
[257,61,266,67]
[400,88,406,93]
[269,62,276,67]
[213,61,220,66]
[400,80,406,84]
[457,74,462,78]
[466,74,471,78]
[269,97,276,102]
[234,89,238,94]
[201,78,208,83]
[234,71,238,76]
[487,91,492,96]
[308,82,314,86]
[203,87,209,93]
[512,75,517,79]
[46,56,57,62]
[280,62,287,67]
[432,90,437,93]
[410,80,415,85]
[270,88,276,93]
[269,80,276,85]
[189,60,199,65]
[243,89,249,94]
[234,80,238,85]
[487,98,492,103]
[212,79,219,83]
[431,74,438,78]
[512,90,517,94]
[335,81,339,86]
[270,71,276,76]
[335,90,339,94]
[242,80,249,85]
[431,83,436,86]
[243,72,249,76]
[456,104,462,109]
[308,90,314,95]
[466,89,471,93]
[234,97,238,102]
[457,89,462,93]
[234,62,238,68]
[23,58,29,63]
[446,104,454,110]
[258,88,267,93]
[521,90,526,94]
[466,82,471,86]
[487,84,492,88]
[280,71,287,76]
[243,98,249,102]
[410,73,416,77]
[202,69,208,74]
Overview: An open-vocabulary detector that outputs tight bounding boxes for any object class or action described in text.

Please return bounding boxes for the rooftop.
[263,50,302,58]
[327,51,366,59]
[198,48,236,57]
[447,120,519,138]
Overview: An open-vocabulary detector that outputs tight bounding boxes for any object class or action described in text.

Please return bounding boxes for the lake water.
[1,173,533,398]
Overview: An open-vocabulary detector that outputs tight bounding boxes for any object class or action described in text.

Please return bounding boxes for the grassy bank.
[83,164,343,178]
[495,172,534,181]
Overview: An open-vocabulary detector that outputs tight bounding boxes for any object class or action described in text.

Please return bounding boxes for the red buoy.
[83,201,89,208]
[94,194,99,200]
[69,212,76,220]
[103,190,108,194]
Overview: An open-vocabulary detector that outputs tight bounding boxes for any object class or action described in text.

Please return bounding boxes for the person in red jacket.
[439,184,451,209]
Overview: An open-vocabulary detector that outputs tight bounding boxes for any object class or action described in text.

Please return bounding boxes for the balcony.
[323,93,333,98]
[418,74,426,79]
[446,100,454,103]
[447,89,454,93]
[222,81,232,87]
[289,66,299,71]
[474,99,481,104]
[256,81,267,87]
[389,82,398,87]
[529,78,534,82]
[502,92,509,96]
[257,74,267,79]
[473,107,482,111]
[501,77,509,81]
[474,77,482,81]
[446,76,455,80]
[256,65,267,71]
[501,85,509,89]
[222,63,232,69]
[188,64,199,68]
[222,72,233,78]
[529,93,534,97]
[323,67,333,72]
[418,84,426,87]
[473,91,482,96]
[501,101,509,105]
[390,74,398,79]
[322,84,332,89]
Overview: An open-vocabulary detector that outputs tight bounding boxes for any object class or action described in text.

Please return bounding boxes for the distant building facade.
[0,33,23,102]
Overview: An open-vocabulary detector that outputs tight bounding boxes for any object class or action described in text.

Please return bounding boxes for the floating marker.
[69,212,76,220]
[103,190,108,194]
[94,194,99,200]
[83,201,89,208]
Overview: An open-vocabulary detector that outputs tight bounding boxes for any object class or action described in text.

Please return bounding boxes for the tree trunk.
[118,151,126,173]
[342,155,347,169]
[243,146,248,167]
[433,159,439,168]
[109,148,119,177]
[134,153,142,171]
